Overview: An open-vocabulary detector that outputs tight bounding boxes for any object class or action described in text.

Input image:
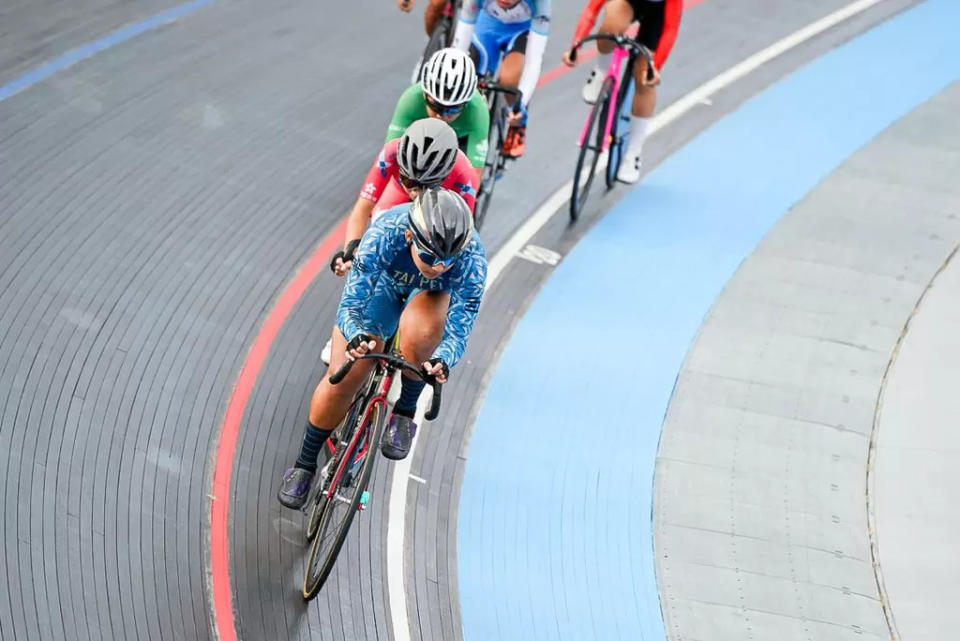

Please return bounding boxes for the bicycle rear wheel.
[302,400,386,599]
[474,93,504,231]
[570,77,614,223]
[412,14,453,83]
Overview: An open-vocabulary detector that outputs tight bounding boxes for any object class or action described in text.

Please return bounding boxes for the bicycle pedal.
[358,491,370,511]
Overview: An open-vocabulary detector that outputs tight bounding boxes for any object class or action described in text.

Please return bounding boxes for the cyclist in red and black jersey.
[563,0,682,183]
[398,0,453,37]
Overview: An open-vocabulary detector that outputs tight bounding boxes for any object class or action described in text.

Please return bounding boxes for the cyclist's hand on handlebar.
[423,358,449,384]
[506,102,526,126]
[398,0,414,12]
[562,48,577,68]
[346,333,376,361]
[330,239,360,277]
[331,253,352,276]
[641,61,661,87]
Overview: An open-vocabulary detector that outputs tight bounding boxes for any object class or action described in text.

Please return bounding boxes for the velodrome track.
[2,1,957,641]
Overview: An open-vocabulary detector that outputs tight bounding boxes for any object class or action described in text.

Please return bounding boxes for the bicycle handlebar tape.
[329,360,354,385]
[425,382,442,421]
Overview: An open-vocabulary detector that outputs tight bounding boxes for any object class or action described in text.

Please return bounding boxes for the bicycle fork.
[576,47,631,151]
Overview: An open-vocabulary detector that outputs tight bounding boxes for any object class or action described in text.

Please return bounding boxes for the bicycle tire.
[570,77,614,222]
[302,400,387,599]
[474,93,504,231]
[606,62,636,189]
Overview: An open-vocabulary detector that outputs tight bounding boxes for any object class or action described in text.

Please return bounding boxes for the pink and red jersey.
[358,138,478,216]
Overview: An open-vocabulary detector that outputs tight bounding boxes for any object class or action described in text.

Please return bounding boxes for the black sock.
[295,423,333,472]
[394,376,426,419]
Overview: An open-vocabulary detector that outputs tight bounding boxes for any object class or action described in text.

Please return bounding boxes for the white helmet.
[420,48,478,107]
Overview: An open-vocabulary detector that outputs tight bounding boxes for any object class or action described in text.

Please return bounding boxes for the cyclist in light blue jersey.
[277,189,487,509]
[452,0,552,157]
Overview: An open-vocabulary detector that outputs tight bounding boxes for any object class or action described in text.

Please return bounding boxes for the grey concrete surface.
[654,79,960,641]
[873,248,960,640]
[0,0,187,86]
[0,0,922,640]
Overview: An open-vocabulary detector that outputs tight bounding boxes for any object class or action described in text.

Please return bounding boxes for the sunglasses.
[398,173,439,192]
[412,239,457,268]
[425,96,465,117]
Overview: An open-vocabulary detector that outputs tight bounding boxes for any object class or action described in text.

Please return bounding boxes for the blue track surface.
[457,1,960,640]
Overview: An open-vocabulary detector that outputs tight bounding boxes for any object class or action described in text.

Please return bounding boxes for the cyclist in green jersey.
[386,48,490,184]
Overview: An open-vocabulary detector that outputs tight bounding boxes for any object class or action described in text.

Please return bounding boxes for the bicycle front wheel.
[302,400,387,600]
[570,77,614,223]
[305,395,362,542]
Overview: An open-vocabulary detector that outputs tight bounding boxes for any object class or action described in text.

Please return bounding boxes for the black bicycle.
[568,33,654,223]
[301,340,442,599]
[474,76,521,231]
[410,0,463,83]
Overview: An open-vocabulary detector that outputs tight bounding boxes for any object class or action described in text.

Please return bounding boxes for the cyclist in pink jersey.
[321,119,475,366]
[331,118,477,278]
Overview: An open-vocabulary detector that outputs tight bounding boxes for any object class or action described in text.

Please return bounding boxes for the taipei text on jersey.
[337,205,487,368]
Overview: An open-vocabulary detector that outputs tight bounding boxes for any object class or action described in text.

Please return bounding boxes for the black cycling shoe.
[277,467,314,509]
[381,414,418,460]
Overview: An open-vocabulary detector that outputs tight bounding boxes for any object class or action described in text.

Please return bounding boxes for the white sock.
[627,116,650,156]
[593,51,612,75]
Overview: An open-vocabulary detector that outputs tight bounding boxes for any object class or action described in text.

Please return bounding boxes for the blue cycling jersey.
[337,204,487,368]
[460,0,552,36]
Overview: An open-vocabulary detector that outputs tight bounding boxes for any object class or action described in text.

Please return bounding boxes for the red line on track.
[208,2,706,638]
[209,219,345,641]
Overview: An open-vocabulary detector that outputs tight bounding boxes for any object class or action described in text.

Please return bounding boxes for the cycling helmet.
[397,119,459,184]
[420,48,478,107]
[408,188,473,259]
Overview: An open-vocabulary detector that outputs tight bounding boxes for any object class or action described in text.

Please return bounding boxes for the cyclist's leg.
[424,0,449,36]
[596,0,635,53]
[307,327,381,430]
[497,34,525,96]
[583,0,634,103]
[395,290,449,416]
[278,327,382,508]
[382,290,450,459]
[618,0,664,183]
[498,33,527,156]
[280,283,402,506]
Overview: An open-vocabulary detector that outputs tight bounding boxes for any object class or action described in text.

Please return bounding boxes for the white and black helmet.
[420,48,478,107]
[408,188,473,259]
[397,119,459,184]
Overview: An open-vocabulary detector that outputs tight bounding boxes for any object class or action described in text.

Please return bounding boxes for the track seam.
[866,242,959,641]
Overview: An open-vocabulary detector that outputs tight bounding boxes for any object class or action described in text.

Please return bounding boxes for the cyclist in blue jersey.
[452,0,552,157]
[278,188,487,509]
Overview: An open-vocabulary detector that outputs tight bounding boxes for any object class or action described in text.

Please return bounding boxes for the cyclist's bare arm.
[346,197,377,246]
[334,197,378,275]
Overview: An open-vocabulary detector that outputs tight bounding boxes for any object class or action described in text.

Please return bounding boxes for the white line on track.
[385,1,888,639]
